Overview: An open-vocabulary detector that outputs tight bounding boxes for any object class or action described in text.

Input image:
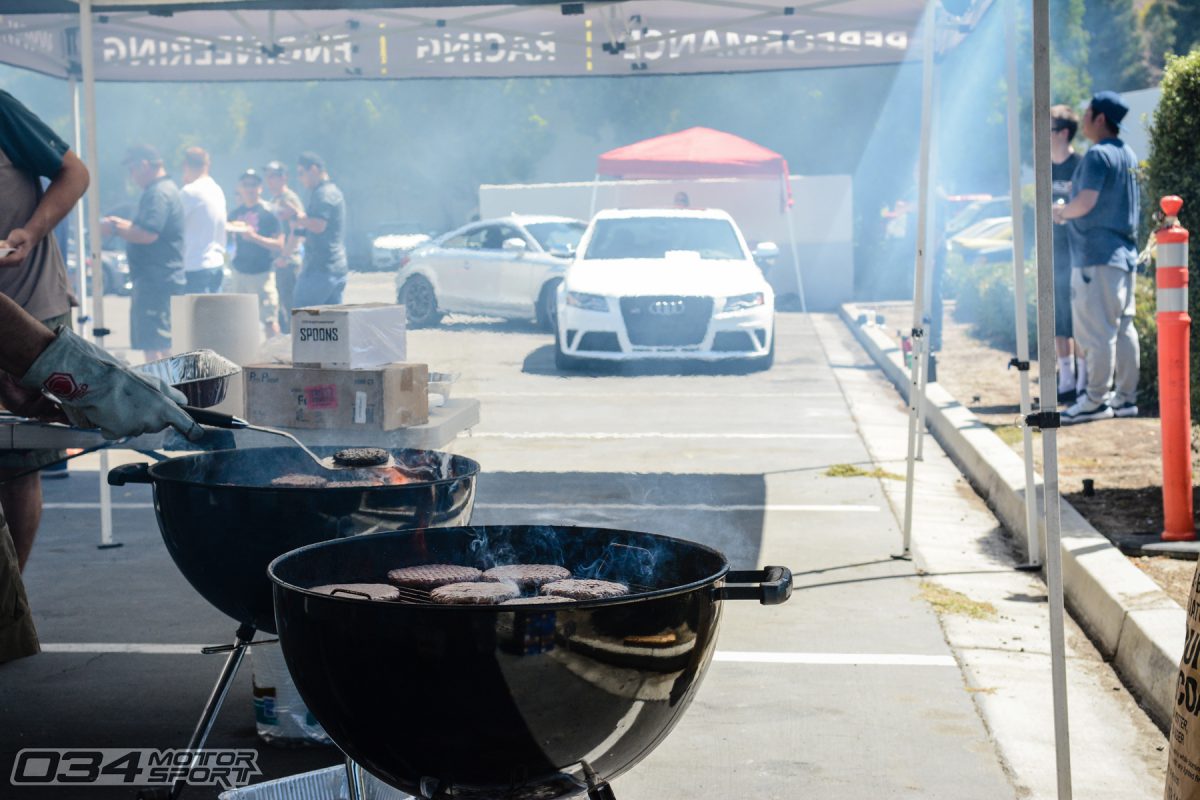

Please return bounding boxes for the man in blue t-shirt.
[279,151,347,308]
[1052,91,1140,424]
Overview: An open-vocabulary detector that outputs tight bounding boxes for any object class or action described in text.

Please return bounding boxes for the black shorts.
[131,277,182,351]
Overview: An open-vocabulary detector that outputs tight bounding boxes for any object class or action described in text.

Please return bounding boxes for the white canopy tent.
[0,1,1071,795]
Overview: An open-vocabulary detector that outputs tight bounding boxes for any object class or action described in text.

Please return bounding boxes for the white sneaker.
[1062,397,1114,424]
[1112,401,1138,418]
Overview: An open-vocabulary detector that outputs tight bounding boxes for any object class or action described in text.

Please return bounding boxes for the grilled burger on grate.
[270,473,329,488]
[430,581,521,605]
[482,564,572,592]
[501,595,573,606]
[332,447,390,467]
[309,583,401,601]
[540,579,630,600]
[387,564,483,590]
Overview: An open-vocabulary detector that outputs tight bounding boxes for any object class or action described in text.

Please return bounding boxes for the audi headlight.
[565,291,609,312]
[723,292,765,312]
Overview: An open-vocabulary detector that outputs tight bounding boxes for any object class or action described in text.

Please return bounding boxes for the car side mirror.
[752,242,780,267]
[502,238,528,253]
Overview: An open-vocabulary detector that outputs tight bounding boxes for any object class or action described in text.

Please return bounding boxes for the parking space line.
[475,392,845,399]
[38,643,954,665]
[715,652,957,667]
[470,432,857,440]
[478,502,881,513]
[44,502,881,513]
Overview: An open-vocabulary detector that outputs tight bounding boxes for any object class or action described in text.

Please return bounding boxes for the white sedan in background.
[395,215,586,329]
[555,208,778,371]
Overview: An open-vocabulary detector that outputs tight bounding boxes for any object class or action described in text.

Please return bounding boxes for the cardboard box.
[244,363,429,430]
[292,303,407,369]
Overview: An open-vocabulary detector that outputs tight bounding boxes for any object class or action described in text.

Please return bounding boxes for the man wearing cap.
[179,146,227,294]
[228,169,284,337]
[1052,90,1141,424]
[280,152,347,307]
[103,144,185,362]
[263,161,304,332]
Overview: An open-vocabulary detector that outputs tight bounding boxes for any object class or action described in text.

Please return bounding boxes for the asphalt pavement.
[0,274,1167,798]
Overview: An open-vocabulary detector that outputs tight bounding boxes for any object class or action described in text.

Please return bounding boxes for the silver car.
[395,215,585,329]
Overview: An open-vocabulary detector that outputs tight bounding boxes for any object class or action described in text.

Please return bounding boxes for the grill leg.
[586,782,617,800]
[154,623,256,800]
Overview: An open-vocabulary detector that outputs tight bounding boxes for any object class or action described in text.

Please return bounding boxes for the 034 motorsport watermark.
[11,748,260,789]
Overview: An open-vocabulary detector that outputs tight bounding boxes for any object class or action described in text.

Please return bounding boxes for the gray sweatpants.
[1070,264,1139,406]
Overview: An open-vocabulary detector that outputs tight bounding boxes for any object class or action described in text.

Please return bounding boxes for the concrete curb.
[840,302,1184,730]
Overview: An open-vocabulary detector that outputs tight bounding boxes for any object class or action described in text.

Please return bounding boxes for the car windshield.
[524,221,585,254]
[584,217,745,260]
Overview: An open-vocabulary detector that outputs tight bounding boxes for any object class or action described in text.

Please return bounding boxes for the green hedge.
[1143,50,1200,420]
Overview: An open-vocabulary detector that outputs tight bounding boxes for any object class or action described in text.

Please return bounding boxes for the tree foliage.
[1084,0,1152,91]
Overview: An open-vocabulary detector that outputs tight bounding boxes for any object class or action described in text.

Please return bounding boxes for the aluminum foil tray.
[217,765,411,800]
[134,350,240,408]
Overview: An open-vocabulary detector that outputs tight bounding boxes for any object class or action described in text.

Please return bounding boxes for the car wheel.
[400,275,442,328]
[535,279,562,332]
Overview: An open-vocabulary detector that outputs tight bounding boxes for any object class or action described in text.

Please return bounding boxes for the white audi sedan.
[396,215,586,329]
[555,209,777,371]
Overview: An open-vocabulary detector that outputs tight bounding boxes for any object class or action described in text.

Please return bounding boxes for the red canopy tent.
[591,127,805,311]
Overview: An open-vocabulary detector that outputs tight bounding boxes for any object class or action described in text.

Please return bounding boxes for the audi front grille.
[619,296,713,346]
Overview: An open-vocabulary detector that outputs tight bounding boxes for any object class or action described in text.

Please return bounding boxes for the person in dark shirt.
[279,151,347,308]
[102,144,185,361]
[1053,91,1141,424]
[1050,104,1082,403]
[228,169,284,337]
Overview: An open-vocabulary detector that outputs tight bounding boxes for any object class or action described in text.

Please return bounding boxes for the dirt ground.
[875,302,1197,608]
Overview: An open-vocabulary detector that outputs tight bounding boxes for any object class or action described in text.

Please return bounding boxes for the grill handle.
[719,566,792,605]
[108,462,152,486]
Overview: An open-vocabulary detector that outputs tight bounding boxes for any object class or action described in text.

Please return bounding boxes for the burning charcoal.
[541,579,629,600]
[430,581,520,605]
[309,583,401,601]
[482,564,571,593]
[387,564,483,590]
[333,447,390,467]
[270,473,329,488]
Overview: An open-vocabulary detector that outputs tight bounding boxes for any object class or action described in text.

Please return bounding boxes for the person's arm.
[103,216,159,245]
[1052,189,1099,223]
[0,292,55,376]
[293,211,328,235]
[0,150,89,268]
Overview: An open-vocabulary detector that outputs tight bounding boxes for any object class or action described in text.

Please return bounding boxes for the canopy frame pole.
[916,58,941,462]
[1006,0,1042,567]
[68,73,88,335]
[783,193,808,313]
[899,0,936,559]
[1032,0,1072,794]
[80,0,116,551]
[589,174,600,218]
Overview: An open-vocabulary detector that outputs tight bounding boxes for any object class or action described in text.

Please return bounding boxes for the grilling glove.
[19,327,203,442]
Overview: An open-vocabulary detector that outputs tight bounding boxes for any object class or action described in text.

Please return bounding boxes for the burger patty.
[540,579,630,600]
[430,581,520,605]
[309,583,401,601]
[482,564,572,592]
[387,564,483,590]
[270,473,329,488]
[501,595,573,606]
[333,447,390,467]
